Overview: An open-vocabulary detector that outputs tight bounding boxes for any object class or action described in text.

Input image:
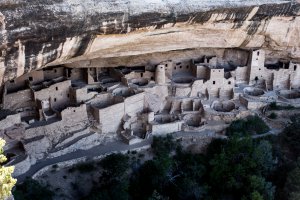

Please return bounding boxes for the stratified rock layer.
[0,0,300,84]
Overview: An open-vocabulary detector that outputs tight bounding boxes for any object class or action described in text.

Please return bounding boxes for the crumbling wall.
[5,70,44,93]
[43,67,65,80]
[61,104,88,124]
[34,80,71,110]
[3,89,34,111]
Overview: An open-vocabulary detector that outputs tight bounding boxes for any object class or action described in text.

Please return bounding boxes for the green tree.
[226,115,270,137]
[209,136,275,199]
[280,114,300,158]
[84,154,130,200]
[13,178,53,200]
[284,159,300,200]
[0,138,16,199]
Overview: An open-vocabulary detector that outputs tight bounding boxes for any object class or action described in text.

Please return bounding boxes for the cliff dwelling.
[0,48,300,178]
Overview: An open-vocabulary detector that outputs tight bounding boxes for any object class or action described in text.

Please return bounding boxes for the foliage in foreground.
[82,135,275,200]
[0,138,17,199]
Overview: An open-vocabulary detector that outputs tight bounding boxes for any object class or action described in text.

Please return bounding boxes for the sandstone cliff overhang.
[0,0,300,84]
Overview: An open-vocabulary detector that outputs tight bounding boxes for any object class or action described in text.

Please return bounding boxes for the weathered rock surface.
[1,0,300,84]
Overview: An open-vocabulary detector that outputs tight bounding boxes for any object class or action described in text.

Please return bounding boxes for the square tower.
[249,49,265,83]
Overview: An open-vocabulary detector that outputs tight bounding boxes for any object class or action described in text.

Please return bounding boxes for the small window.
[54,98,57,102]
[165,64,168,67]
[55,87,58,91]
[186,65,189,69]
[228,81,231,85]
[151,77,154,80]
[259,68,261,71]
[257,51,260,56]
[54,69,57,73]
[10,80,14,83]
[174,67,176,70]
[141,73,143,77]
[73,110,76,112]
[28,77,33,81]
[294,65,297,71]
[180,66,182,69]
[67,94,70,98]
[213,81,216,85]
[160,66,163,69]
[255,76,258,81]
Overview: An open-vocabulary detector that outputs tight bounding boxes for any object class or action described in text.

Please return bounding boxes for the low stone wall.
[151,121,183,135]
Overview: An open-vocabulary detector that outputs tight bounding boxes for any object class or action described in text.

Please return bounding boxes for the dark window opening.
[257,51,260,56]
[259,68,261,71]
[141,73,143,77]
[165,64,168,67]
[174,67,176,70]
[180,66,182,69]
[213,81,216,85]
[294,65,297,71]
[255,76,259,81]
[186,66,189,69]
[54,69,57,73]
[228,81,231,85]
[28,77,33,81]
[54,98,57,102]
[10,80,14,83]
[67,94,70,98]
[151,77,154,80]
[55,87,58,91]
[73,110,76,112]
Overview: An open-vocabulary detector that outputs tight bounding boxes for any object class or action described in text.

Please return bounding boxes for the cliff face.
[0,0,300,84]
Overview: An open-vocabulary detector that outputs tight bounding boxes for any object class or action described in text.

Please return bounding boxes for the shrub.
[226,115,270,136]
[268,113,277,119]
[151,135,179,157]
[76,163,95,173]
